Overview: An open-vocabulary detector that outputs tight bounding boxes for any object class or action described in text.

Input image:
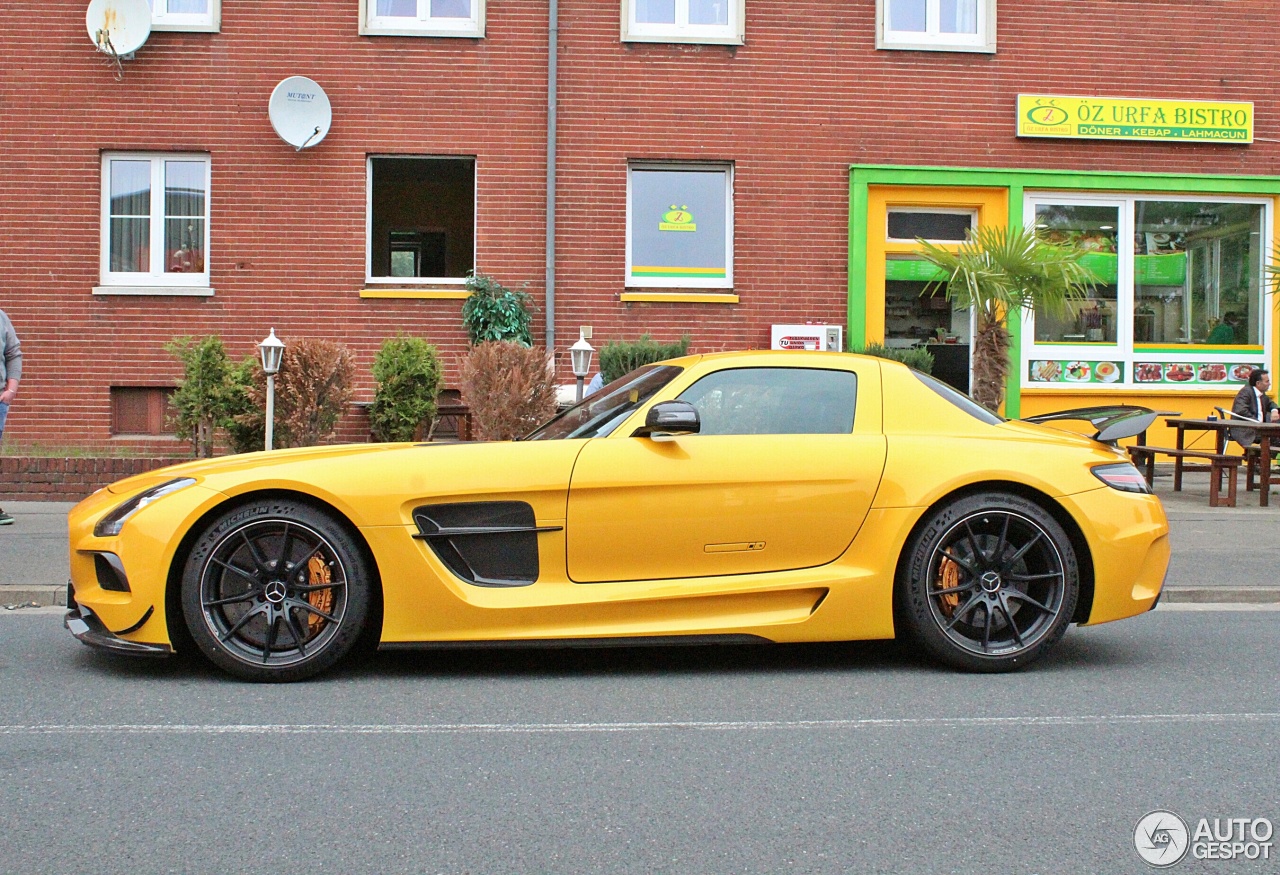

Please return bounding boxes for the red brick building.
[2,0,1278,454]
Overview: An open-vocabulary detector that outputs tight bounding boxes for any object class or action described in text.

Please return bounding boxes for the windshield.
[523,366,684,440]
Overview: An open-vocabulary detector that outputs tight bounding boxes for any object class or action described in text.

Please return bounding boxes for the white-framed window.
[147,0,220,32]
[877,0,995,53]
[366,156,476,284]
[360,0,485,37]
[98,153,211,294]
[1022,192,1272,389]
[627,163,733,290]
[622,0,744,45]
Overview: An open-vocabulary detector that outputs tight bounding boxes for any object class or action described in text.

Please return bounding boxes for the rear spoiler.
[1021,405,1167,445]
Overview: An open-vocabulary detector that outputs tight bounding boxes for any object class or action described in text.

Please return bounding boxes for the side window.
[98,153,210,294]
[622,0,745,44]
[877,0,996,53]
[367,156,475,285]
[677,368,857,435]
[148,0,221,32]
[360,0,485,37]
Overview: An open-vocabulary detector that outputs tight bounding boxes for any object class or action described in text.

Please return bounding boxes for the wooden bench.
[1127,445,1242,507]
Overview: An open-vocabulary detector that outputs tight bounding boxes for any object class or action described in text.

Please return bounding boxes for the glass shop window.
[1031,203,1121,344]
[1133,201,1263,346]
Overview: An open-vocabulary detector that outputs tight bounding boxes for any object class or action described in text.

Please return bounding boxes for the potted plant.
[915,224,1098,413]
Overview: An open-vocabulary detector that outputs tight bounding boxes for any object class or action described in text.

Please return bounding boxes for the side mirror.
[635,400,700,439]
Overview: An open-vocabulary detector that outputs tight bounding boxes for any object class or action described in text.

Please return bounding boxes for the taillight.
[1091,462,1151,494]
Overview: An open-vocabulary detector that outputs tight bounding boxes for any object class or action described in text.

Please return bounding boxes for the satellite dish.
[269,77,333,151]
[86,0,152,57]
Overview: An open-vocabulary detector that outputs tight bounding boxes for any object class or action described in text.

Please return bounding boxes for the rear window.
[911,370,1003,425]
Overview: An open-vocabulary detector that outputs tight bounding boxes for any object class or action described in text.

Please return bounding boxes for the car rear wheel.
[899,492,1078,672]
[181,499,371,682]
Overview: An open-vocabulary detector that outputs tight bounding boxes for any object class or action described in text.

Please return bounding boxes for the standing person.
[0,307,22,525]
[1229,367,1280,448]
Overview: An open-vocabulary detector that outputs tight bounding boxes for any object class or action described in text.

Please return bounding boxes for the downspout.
[545,0,558,352]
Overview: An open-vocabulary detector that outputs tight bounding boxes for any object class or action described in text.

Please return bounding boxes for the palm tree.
[915,224,1099,413]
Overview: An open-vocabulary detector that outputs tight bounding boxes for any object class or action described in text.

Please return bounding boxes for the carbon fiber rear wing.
[1021,405,1172,445]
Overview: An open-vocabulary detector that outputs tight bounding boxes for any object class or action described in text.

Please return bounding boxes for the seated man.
[1230,368,1280,447]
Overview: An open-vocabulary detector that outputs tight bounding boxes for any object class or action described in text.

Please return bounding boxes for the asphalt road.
[2,606,1278,874]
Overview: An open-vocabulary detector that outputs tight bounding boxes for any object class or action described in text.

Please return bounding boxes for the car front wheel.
[181,499,371,682]
[899,492,1079,672]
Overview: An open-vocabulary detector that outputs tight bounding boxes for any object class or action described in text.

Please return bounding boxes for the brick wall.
[0,457,183,502]
[2,0,1279,451]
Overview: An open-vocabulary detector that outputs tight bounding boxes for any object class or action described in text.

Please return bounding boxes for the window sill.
[620,292,739,304]
[359,26,484,38]
[360,288,471,299]
[876,39,995,53]
[93,285,213,297]
[622,33,744,46]
[150,23,220,33]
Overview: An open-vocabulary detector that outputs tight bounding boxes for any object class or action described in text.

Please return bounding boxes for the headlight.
[93,478,197,537]
[1091,462,1151,494]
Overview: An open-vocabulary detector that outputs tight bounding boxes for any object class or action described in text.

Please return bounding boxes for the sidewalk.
[2,470,1277,609]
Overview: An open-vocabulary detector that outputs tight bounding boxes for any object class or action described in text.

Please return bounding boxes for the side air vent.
[94,552,131,592]
[412,501,561,588]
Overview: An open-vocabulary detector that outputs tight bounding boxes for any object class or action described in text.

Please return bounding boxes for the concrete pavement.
[2,468,1277,609]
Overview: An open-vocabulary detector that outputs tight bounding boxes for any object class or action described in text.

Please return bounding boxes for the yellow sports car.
[64,351,1169,682]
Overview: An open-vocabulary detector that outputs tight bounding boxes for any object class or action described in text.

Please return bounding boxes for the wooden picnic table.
[1162,417,1280,507]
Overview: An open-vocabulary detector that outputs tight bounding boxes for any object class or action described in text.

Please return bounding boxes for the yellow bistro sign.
[1017,95,1253,143]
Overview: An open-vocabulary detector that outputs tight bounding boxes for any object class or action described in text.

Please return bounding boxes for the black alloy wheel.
[181,499,371,682]
[899,492,1079,672]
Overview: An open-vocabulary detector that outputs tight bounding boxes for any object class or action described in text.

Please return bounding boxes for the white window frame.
[877,0,996,53]
[97,153,212,296]
[626,162,734,290]
[365,155,477,286]
[148,0,221,33]
[359,0,485,38]
[622,0,745,45]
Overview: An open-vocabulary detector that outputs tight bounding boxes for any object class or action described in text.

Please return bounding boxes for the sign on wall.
[1017,95,1253,144]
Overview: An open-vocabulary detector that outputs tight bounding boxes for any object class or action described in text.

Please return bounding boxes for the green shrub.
[459,341,558,441]
[165,335,243,458]
[224,357,264,454]
[598,333,692,383]
[853,342,935,375]
[369,335,443,442]
[461,272,534,346]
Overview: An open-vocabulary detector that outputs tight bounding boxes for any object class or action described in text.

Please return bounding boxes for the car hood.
[105,442,426,494]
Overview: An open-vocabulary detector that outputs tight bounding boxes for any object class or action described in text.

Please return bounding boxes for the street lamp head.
[569,331,595,379]
[259,328,285,376]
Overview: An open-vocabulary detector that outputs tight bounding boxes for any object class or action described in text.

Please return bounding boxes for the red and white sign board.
[770,324,843,352]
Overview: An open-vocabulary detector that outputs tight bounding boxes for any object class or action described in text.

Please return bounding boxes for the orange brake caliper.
[306,555,334,635]
[937,557,961,617]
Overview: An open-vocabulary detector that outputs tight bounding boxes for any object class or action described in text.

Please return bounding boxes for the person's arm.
[1231,388,1252,420]
[1,316,20,403]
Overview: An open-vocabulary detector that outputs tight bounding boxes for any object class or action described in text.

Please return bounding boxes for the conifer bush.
[369,335,443,442]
